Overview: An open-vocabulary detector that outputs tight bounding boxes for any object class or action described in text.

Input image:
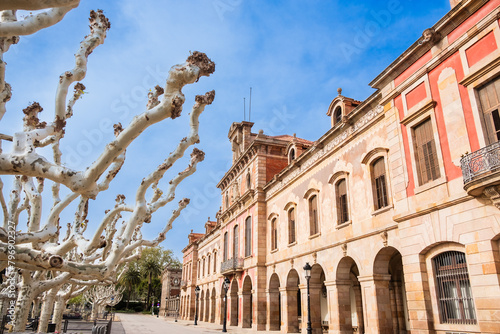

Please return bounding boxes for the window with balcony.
[233,225,239,259]
[288,207,296,244]
[433,251,476,325]
[223,232,228,261]
[372,157,388,210]
[478,77,500,144]
[271,218,278,250]
[245,216,252,257]
[336,179,349,224]
[412,118,440,185]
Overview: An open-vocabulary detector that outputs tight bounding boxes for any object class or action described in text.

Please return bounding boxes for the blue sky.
[3,0,451,262]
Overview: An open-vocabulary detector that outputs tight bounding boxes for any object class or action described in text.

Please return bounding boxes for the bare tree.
[0,2,214,332]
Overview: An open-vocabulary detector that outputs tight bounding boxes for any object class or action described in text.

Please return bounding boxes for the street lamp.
[303,262,312,334]
[222,277,231,333]
[175,296,179,322]
[194,286,200,326]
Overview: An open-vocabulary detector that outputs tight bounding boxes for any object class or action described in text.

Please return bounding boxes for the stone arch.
[334,257,364,334]
[285,269,301,333]
[242,275,253,328]
[219,282,226,325]
[230,278,239,326]
[199,290,205,322]
[204,289,210,322]
[269,273,281,330]
[372,247,409,333]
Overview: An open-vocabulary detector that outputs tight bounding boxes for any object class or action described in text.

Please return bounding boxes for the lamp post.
[303,262,312,334]
[194,286,200,326]
[222,277,230,333]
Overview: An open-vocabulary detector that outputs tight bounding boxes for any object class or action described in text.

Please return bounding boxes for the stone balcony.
[220,257,244,275]
[461,141,500,197]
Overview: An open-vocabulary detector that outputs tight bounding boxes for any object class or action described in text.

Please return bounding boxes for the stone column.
[282,286,300,333]
[266,288,281,331]
[358,275,393,334]
[326,280,352,334]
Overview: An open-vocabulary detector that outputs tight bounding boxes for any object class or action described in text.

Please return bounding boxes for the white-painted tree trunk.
[13,280,35,332]
[38,288,57,333]
[53,297,67,333]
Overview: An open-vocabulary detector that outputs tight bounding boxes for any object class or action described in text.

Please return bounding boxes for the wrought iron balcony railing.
[220,257,244,274]
[461,141,500,184]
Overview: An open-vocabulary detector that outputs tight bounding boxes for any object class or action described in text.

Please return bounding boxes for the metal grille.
[460,140,500,184]
[433,251,476,325]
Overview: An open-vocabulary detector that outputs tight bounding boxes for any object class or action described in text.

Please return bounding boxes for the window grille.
[433,251,476,325]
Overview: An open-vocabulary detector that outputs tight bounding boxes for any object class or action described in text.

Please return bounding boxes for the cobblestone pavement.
[117,313,280,334]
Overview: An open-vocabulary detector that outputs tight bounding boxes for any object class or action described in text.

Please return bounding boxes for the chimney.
[450,0,461,9]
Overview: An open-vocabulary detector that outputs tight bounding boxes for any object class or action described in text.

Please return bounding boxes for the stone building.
[159,267,181,317]
[179,0,500,333]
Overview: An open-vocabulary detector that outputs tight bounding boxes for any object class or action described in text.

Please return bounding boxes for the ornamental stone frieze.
[266,105,384,199]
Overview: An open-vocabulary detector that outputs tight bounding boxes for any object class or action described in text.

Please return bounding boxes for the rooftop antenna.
[243,97,246,121]
[249,87,252,122]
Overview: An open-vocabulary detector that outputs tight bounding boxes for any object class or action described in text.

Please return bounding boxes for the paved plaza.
[117,313,275,334]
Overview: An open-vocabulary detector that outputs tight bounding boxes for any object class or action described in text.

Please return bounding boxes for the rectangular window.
[288,208,296,244]
[412,118,441,185]
[271,218,278,250]
[372,158,388,210]
[233,225,239,259]
[309,195,319,235]
[478,77,500,144]
[433,251,476,325]
[336,180,349,224]
[223,233,228,261]
[245,217,252,257]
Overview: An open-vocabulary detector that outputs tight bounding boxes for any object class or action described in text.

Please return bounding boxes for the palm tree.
[140,257,162,310]
[120,266,142,310]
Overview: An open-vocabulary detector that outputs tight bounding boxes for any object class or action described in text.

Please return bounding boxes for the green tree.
[138,247,181,310]
[119,266,142,310]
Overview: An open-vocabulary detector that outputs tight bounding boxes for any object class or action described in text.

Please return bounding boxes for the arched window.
[197,260,201,279]
[213,251,217,273]
[223,232,228,261]
[433,251,476,324]
[336,179,349,224]
[372,157,388,210]
[288,207,296,244]
[233,225,239,259]
[271,218,278,250]
[246,173,251,190]
[245,216,252,257]
[202,258,205,277]
[334,107,342,125]
[289,148,296,163]
[309,195,319,235]
[225,193,229,209]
